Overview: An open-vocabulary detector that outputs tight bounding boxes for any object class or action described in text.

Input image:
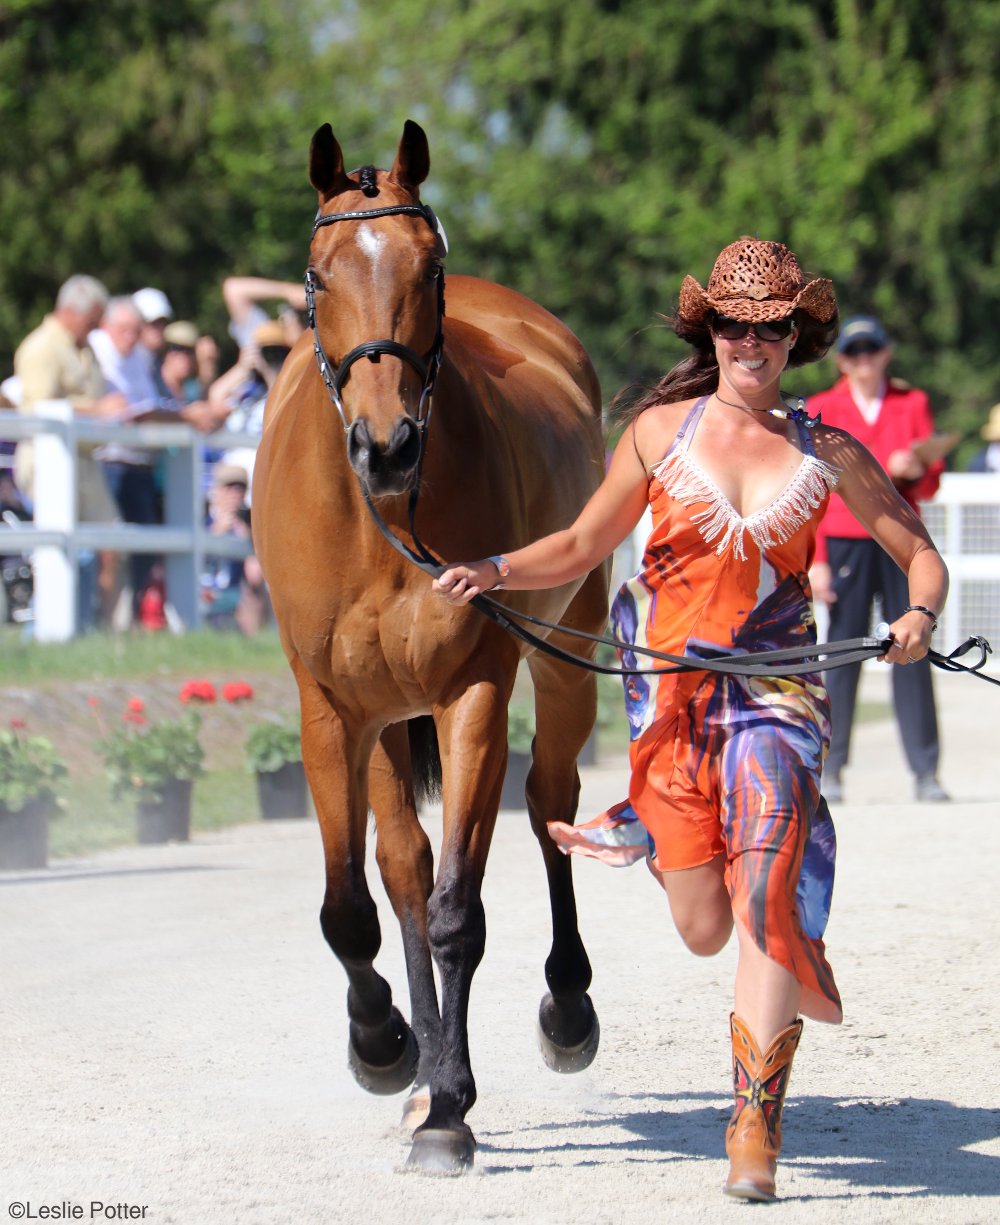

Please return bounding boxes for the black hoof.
[406,1125,476,1174]
[536,991,600,1073]
[347,1006,419,1095]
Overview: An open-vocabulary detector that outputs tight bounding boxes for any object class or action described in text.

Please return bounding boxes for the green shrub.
[244,714,302,774]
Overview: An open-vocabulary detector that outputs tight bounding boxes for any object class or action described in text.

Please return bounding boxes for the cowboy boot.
[724,1012,803,1202]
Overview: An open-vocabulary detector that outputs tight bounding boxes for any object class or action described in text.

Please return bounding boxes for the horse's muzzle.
[347,415,422,496]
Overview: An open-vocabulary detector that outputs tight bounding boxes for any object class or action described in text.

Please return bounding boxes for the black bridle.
[305,205,998,687]
[306,202,446,434]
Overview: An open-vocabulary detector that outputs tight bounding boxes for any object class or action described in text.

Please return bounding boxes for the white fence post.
[31,400,77,642]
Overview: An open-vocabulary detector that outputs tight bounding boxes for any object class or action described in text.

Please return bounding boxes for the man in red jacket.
[808,315,948,803]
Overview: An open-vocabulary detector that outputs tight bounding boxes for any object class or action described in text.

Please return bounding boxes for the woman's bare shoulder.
[630,397,700,469]
[812,422,869,461]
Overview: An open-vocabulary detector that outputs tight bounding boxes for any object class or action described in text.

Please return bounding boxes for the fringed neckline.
[652,449,840,562]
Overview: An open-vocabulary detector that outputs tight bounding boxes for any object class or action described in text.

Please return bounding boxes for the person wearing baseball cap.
[808,314,949,804]
[131,284,172,349]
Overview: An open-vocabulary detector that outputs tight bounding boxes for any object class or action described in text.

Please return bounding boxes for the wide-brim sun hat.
[163,320,199,349]
[678,236,837,325]
[252,319,291,348]
[981,403,1000,443]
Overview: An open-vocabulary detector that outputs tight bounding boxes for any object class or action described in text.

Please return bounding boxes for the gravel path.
[2,670,998,1224]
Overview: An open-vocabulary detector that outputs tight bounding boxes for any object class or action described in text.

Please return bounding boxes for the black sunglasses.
[711,314,796,342]
[841,340,884,358]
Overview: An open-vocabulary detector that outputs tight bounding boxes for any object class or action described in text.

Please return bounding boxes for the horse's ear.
[389,119,430,192]
[309,124,352,201]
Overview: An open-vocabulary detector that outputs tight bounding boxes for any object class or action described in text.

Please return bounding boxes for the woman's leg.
[733,917,801,1049]
[646,852,733,956]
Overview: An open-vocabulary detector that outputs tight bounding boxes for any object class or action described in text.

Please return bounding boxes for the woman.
[433,237,948,1201]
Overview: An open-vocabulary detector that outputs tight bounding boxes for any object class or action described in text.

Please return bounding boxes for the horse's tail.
[408,715,442,807]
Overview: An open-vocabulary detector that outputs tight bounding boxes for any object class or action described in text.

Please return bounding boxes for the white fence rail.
[1,402,256,641]
[4,404,1000,663]
[922,474,1000,661]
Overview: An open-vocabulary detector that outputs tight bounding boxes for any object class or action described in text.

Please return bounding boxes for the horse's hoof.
[400,1085,431,1131]
[347,1007,419,1096]
[406,1125,476,1174]
[536,992,600,1073]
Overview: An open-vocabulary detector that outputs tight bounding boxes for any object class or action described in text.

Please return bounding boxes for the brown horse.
[252,120,609,1172]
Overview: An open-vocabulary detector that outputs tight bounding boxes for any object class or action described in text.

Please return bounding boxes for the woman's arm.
[433,419,653,604]
[819,428,948,663]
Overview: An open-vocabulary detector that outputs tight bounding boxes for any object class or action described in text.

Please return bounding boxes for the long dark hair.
[613,307,840,424]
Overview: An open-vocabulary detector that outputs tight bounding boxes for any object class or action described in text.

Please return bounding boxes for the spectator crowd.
[0,273,306,634]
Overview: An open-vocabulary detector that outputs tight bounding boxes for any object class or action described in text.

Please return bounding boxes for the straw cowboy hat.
[980,403,1000,443]
[678,237,837,324]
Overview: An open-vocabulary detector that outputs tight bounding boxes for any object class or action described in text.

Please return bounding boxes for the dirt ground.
[2,669,998,1224]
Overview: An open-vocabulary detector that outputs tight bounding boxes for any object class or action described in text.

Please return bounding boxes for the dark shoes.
[915,774,950,802]
[822,773,949,803]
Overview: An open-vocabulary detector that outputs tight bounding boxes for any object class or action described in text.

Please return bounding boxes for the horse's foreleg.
[369,723,440,1127]
[526,651,601,1073]
[406,681,510,1173]
[294,661,419,1096]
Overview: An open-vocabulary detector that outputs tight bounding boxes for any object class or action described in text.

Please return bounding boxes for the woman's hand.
[882,608,936,666]
[432,560,501,604]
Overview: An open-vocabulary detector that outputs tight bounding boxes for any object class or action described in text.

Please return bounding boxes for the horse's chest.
[295,594,451,716]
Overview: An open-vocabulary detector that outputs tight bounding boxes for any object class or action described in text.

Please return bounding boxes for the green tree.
[2,0,997,458]
[0,0,324,362]
[337,0,1000,441]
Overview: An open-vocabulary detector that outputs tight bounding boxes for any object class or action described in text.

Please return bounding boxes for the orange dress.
[550,397,844,1023]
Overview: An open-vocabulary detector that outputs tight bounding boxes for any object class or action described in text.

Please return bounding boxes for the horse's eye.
[426,263,442,283]
[307,267,326,291]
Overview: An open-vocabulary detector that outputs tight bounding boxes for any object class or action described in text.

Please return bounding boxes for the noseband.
[305,203,446,434]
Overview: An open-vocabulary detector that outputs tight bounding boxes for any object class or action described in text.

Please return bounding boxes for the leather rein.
[305,205,998,687]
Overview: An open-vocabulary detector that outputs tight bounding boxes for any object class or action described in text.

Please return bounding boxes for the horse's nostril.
[347,418,372,468]
[389,417,421,470]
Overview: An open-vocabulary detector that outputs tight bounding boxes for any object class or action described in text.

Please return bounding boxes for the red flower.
[123,711,148,726]
[86,696,100,708]
[10,718,27,731]
[127,697,145,714]
[179,679,217,704]
[222,681,255,703]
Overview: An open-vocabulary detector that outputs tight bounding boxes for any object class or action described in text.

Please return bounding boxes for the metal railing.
[1,402,257,641]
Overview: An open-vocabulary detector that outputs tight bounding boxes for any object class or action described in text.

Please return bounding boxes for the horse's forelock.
[357,165,379,198]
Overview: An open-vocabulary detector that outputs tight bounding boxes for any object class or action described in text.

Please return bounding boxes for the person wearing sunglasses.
[433,238,948,1201]
[807,315,948,806]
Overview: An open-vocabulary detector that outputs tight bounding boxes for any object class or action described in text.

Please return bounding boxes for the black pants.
[824,537,939,779]
[102,461,161,607]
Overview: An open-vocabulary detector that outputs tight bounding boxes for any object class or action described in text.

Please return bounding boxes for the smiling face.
[711,315,797,404]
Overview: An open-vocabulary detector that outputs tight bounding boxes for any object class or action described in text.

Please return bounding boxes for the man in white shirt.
[89,297,181,618]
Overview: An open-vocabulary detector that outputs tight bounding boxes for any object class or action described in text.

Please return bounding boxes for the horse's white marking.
[356,223,387,268]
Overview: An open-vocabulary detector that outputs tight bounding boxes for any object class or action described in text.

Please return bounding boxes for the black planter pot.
[0,794,51,869]
[256,760,309,820]
[135,777,193,845]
